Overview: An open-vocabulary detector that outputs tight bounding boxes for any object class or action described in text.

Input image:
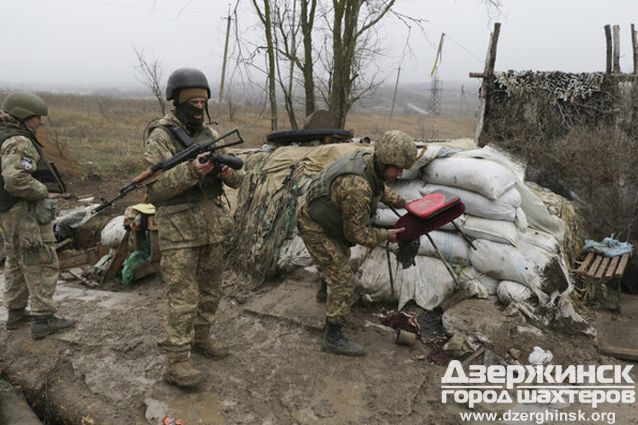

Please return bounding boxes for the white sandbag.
[469,239,541,292]
[519,228,559,254]
[515,207,529,231]
[421,184,520,222]
[423,157,518,200]
[497,280,533,303]
[277,236,313,270]
[516,181,565,241]
[399,146,437,180]
[418,230,471,266]
[358,248,456,310]
[459,267,499,295]
[100,215,126,248]
[454,145,526,182]
[385,180,426,204]
[461,215,519,247]
[395,255,457,310]
[373,208,404,227]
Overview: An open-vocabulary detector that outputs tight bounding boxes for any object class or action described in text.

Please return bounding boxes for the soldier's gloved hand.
[35,198,58,225]
[388,227,405,243]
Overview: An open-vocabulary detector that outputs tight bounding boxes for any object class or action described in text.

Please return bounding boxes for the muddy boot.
[6,308,32,330]
[193,325,229,360]
[31,315,76,340]
[164,351,204,388]
[321,322,365,357]
[316,278,327,304]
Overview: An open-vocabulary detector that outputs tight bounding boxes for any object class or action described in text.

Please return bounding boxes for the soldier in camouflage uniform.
[144,68,244,388]
[0,91,75,339]
[297,131,417,356]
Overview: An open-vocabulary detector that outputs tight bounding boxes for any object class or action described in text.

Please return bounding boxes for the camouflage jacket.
[326,154,405,247]
[0,110,54,243]
[143,112,244,249]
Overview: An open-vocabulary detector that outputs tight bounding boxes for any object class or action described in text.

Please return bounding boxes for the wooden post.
[605,25,612,74]
[632,23,637,74]
[218,13,233,104]
[474,22,501,146]
[613,25,621,73]
[389,66,401,118]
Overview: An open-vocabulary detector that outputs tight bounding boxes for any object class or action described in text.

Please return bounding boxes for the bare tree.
[251,0,279,130]
[133,48,166,115]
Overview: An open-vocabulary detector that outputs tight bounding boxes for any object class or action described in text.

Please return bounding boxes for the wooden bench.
[577,252,631,311]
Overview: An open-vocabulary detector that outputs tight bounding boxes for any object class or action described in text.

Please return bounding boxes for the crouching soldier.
[143,68,244,388]
[297,131,417,357]
[0,91,74,339]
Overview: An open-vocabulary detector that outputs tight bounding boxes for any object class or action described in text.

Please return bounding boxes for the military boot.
[31,315,76,340]
[316,278,327,304]
[193,325,229,360]
[321,322,366,357]
[6,308,32,330]
[164,351,204,388]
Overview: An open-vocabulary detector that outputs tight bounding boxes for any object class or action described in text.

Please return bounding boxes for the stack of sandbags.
[359,145,570,309]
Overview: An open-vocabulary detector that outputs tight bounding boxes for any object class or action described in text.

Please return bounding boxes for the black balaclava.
[175,101,205,132]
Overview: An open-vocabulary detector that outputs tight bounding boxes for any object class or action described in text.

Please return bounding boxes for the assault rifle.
[92,127,244,216]
[55,128,244,242]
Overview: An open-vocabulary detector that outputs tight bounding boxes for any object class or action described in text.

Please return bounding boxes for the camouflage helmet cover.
[1,91,48,120]
[374,130,417,169]
[165,68,211,101]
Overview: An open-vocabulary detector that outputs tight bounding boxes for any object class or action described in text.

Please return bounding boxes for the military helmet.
[1,91,48,120]
[374,130,417,169]
[165,68,210,101]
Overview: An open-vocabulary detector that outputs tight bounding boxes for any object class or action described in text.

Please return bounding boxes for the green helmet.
[375,130,417,169]
[165,68,210,101]
[1,91,48,120]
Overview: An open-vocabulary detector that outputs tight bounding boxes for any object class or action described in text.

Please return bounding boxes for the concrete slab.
[592,294,638,361]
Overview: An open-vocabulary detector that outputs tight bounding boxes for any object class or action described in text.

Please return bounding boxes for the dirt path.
[1,271,637,425]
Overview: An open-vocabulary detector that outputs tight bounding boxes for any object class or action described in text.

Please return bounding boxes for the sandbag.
[423,157,518,200]
[459,266,499,295]
[421,184,520,222]
[277,236,313,270]
[100,215,126,248]
[469,239,542,293]
[418,230,471,266]
[497,280,533,303]
[358,248,456,310]
[461,215,519,247]
[520,228,559,254]
[385,180,427,204]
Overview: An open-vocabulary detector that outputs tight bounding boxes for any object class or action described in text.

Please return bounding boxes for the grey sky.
[2,0,637,92]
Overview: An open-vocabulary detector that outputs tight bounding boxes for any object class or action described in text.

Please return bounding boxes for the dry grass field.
[4,93,476,197]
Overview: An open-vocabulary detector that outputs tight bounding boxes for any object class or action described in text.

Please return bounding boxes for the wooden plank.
[587,255,603,277]
[606,256,620,278]
[463,346,487,365]
[595,257,611,278]
[615,253,631,277]
[577,252,594,274]
[613,25,621,73]
[58,251,90,269]
[600,345,638,362]
[474,22,501,146]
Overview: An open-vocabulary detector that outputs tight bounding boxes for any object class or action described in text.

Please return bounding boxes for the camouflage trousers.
[1,205,59,316]
[159,243,223,352]
[297,201,356,325]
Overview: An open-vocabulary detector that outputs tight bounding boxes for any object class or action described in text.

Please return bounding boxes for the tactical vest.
[306,150,384,243]
[150,124,224,206]
[0,127,65,213]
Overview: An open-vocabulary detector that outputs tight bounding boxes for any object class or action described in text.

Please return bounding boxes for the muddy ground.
[1,262,638,425]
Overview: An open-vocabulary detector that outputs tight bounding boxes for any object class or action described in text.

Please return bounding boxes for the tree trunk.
[300,0,317,117]
[263,0,278,130]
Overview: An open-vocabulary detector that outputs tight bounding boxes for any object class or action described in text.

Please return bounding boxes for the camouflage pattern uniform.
[144,111,243,353]
[297,151,405,325]
[0,110,59,316]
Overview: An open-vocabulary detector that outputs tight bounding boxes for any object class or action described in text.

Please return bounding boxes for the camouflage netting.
[228,144,369,282]
[480,71,617,143]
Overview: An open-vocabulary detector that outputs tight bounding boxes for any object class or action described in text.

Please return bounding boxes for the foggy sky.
[2,0,637,93]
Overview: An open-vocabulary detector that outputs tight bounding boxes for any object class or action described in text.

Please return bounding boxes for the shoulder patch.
[21,157,35,170]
